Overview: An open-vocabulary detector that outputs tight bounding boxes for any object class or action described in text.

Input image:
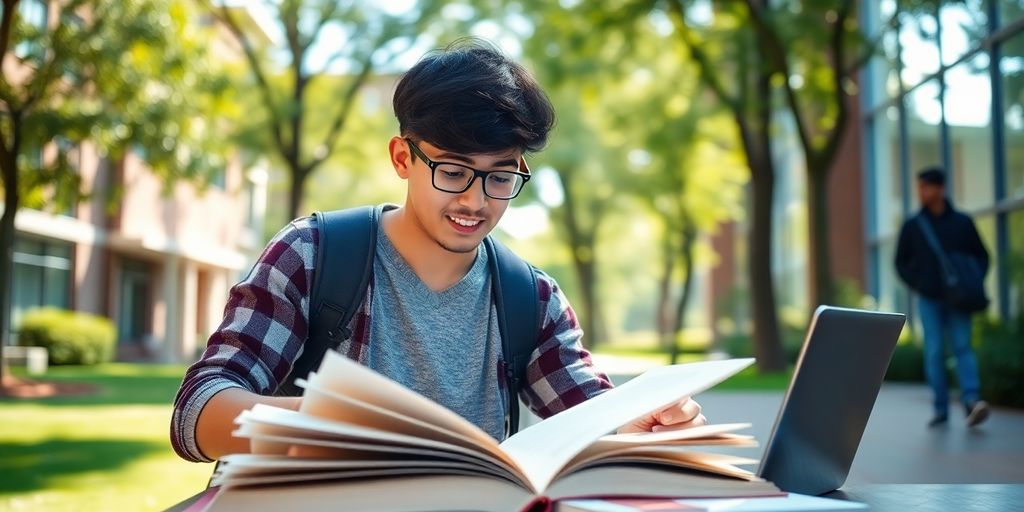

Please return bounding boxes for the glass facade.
[863,0,1024,321]
[11,236,73,335]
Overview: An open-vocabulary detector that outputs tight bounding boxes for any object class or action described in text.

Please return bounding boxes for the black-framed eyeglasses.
[405,138,531,200]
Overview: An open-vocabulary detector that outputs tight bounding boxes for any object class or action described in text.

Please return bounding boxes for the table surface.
[825,484,1024,512]
[167,484,1024,511]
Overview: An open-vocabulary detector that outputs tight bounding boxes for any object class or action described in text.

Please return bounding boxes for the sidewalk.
[588,355,1024,484]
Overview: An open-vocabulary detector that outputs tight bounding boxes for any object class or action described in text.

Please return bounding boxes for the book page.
[235,430,512,475]
[305,351,507,450]
[298,371,520,469]
[595,423,752,445]
[564,449,761,481]
[235,404,526,484]
[500,358,754,491]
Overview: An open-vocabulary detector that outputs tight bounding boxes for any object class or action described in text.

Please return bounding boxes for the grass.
[0,364,212,511]
[591,343,794,391]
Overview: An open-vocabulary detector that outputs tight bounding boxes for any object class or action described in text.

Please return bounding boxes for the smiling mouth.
[446,214,484,233]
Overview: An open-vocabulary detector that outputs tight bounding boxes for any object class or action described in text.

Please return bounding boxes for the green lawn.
[0,364,212,511]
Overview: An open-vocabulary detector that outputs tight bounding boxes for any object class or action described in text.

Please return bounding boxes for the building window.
[905,79,944,211]
[10,235,72,337]
[1000,1,1024,29]
[939,1,987,67]
[1003,35,1024,200]
[945,53,994,212]
[117,258,152,345]
[869,106,904,238]
[1009,209,1024,319]
[899,7,940,86]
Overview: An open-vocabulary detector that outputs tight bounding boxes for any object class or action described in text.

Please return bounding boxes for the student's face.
[389,136,525,254]
[916,180,944,208]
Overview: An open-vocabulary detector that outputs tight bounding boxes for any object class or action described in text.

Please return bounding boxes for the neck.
[381,206,477,291]
[926,199,947,216]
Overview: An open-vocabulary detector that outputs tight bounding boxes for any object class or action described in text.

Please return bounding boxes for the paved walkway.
[578,355,1024,484]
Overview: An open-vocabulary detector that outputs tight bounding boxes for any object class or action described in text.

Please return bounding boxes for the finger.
[652,414,707,432]
[656,399,702,425]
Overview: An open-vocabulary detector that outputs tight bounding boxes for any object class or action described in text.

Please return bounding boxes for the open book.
[205,351,780,511]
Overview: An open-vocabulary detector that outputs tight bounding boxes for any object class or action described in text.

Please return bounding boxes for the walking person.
[895,167,990,428]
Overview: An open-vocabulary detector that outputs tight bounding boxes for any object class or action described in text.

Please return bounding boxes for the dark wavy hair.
[393,38,555,155]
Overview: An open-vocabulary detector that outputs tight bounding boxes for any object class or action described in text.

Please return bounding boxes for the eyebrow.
[434,151,520,170]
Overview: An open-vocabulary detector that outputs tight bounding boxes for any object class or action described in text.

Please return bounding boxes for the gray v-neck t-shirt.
[363,227,506,440]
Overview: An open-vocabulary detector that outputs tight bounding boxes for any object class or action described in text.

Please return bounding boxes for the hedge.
[17,308,117,365]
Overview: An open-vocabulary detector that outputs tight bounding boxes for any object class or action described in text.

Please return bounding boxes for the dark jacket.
[894,199,990,299]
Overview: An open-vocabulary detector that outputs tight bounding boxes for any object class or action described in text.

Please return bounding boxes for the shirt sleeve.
[520,270,614,419]
[170,217,318,462]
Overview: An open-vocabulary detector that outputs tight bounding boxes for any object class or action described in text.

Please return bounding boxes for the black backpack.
[276,205,540,437]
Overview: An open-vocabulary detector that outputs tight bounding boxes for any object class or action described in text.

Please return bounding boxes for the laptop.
[757,305,906,496]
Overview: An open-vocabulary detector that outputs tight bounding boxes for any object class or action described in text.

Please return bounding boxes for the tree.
[594,27,745,364]
[204,0,445,221]
[0,0,232,383]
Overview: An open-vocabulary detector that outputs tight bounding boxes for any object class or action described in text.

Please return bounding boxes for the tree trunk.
[0,151,19,385]
[556,170,605,347]
[748,163,785,372]
[806,166,834,309]
[287,166,308,220]
[575,254,604,348]
[668,225,697,365]
[655,232,675,344]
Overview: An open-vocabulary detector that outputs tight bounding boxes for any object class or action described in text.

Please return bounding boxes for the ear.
[389,136,412,180]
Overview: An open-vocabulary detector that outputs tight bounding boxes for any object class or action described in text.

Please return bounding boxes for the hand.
[618,397,705,434]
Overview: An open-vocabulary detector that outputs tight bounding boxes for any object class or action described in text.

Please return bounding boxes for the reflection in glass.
[945,53,993,211]
[866,0,902,108]
[1000,0,1024,28]
[939,0,987,67]
[974,215,999,317]
[1004,35,1024,199]
[871,107,904,238]
[878,237,909,315]
[900,9,940,86]
[905,80,943,211]
[1009,209,1024,320]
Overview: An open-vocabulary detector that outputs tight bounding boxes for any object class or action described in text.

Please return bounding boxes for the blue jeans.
[917,295,981,416]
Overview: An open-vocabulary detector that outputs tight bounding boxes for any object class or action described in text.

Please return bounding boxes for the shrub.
[17,308,117,365]
[884,340,925,382]
[975,317,1024,408]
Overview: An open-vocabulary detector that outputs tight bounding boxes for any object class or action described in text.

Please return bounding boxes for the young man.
[895,167,990,428]
[171,40,704,463]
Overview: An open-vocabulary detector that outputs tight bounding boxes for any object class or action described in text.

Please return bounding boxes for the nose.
[457,175,488,211]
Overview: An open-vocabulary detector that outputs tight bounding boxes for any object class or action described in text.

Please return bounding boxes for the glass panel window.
[1000,1,1024,28]
[945,53,993,211]
[900,8,941,87]
[10,236,73,337]
[1004,36,1024,200]
[974,215,999,317]
[939,0,988,67]
[865,0,902,109]
[877,237,910,315]
[905,80,944,212]
[870,107,904,238]
[1009,209,1024,320]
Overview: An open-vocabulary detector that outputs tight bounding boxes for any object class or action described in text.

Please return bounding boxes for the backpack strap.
[484,236,539,437]
[276,205,380,396]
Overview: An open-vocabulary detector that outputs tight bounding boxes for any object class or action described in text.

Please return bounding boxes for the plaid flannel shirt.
[171,216,613,462]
